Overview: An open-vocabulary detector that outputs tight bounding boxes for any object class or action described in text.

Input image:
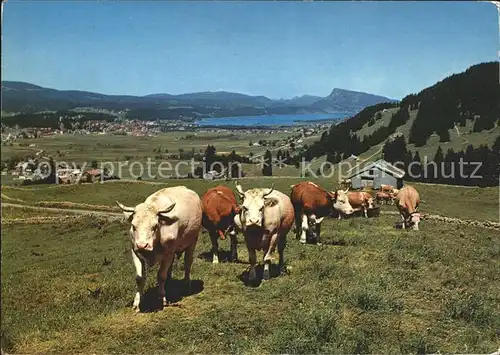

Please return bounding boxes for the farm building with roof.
[346,159,405,190]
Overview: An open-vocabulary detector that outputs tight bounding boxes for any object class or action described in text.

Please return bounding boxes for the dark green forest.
[382,134,500,187]
[1,111,116,129]
[305,62,500,186]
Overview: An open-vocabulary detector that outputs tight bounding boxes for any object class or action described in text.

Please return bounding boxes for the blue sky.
[2,1,498,100]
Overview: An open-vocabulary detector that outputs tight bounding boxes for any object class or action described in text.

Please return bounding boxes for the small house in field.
[82,169,103,183]
[346,159,405,190]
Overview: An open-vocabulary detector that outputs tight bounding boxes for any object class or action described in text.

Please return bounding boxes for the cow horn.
[235,181,245,198]
[116,201,135,213]
[158,202,176,215]
[343,188,350,193]
[263,184,274,197]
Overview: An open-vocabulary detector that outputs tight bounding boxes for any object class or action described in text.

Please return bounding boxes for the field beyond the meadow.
[1,179,499,354]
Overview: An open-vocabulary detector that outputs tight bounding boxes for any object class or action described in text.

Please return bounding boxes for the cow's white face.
[117,201,176,251]
[235,183,275,229]
[366,197,374,210]
[332,189,355,215]
[407,212,421,230]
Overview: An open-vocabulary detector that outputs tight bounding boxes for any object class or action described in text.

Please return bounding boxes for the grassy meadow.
[1,178,500,354]
[2,178,498,222]
[1,130,325,185]
[1,131,296,161]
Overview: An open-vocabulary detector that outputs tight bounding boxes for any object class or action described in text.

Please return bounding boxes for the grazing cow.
[233,182,294,282]
[376,191,395,205]
[201,185,240,263]
[332,188,357,219]
[395,185,425,230]
[116,186,202,311]
[290,182,354,244]
[347,191,374,218]
[381,184,394,193]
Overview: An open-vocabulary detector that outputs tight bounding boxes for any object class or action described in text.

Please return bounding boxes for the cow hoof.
[162,297,168,307]
[133,305,140,313]
[263,269,270,281]
[299,238,306,244]
[317,242,322,246]
[212,254,219,264]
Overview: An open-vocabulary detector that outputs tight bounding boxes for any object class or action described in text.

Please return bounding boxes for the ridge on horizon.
[1,80,398,102]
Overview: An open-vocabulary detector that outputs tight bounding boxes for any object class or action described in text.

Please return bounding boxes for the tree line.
[382,134,500,187]
[405,62,499,147]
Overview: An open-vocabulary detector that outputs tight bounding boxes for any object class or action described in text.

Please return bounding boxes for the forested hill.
[403,62,499,146]
[304,62,500,186]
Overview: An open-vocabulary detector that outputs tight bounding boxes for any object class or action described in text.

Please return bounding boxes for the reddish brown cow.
[201,185,240,263]
[395,185,425,230]
[347,191,374,218]
[290,182,354,244]
[381,184,394,193]
[376,191,395,205]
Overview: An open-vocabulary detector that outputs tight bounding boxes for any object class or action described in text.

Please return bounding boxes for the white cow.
[234,182,295,282]
[116,186,202,312]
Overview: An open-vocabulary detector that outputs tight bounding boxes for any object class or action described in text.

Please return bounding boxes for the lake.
[195,112,350,127]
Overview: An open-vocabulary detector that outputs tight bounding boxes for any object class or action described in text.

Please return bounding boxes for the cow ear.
[264,197,279,207]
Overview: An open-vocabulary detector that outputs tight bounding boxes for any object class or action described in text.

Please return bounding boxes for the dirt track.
[380,210,500,231]
[3,202,499,230]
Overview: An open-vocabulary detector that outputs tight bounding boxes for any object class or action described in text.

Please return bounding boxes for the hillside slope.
[305,62,500,186]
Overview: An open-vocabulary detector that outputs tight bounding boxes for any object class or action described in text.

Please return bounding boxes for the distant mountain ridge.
[311,88,398,112]
[1,81,396,118]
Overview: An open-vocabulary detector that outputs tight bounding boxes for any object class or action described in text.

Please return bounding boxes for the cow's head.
[366,196,374,210]
[331,188,355,215]
[235,181,276,229]
[116,200,177,251]
[405,211,427,230]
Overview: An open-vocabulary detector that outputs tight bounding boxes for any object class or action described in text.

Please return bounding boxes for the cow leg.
[363,206,368,218]
[209,228,219,264]
[263,233,279,281]
[247,247,257,281]
[300,214,308,244]
[294,207,302,240]
[131,250,146,312]
[229,228,238,262]
[183,242,196,294]
[278,234,286,272]
[315,216,324,245]
[401,214,406,229]
[157,252,176,307]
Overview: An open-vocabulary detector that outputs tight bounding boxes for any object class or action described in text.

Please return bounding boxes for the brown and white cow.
[201,185,240,263]
[347,191,374,218]
[290,181,354,244]
[395,185,425,230]
[116,186,202,312]
[376,191,394,205]
[381,184,394,193]
[234,182,294,282]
